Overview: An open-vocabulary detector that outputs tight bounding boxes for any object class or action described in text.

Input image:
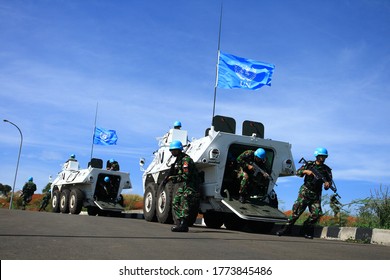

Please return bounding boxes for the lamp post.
[3,119,23,210]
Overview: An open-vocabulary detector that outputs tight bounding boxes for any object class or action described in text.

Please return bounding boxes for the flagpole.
[212,2,223,126]
[90,102,98,160]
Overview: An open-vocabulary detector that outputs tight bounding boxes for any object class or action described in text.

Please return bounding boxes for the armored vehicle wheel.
[69,188,84,215]
[52,190,61,213]
[204,211,224,229]
[60,189,70,214]
[143,183,157,222]
[87,206,99,216]
[156,183,174,224]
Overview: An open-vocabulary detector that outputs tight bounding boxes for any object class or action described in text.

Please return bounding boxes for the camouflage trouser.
[237,168,250,195]
[22,195,32,205]
[172,184,199,220]
[288,185,323,226]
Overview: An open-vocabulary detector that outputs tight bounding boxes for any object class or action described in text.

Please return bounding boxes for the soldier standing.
[276,147,333,238]
[236,148,270,203]
[21,177,37,210]
[167,140,199,232]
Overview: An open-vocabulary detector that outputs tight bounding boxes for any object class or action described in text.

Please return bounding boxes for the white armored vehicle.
[141,115,296,232]
[51,158,132,216]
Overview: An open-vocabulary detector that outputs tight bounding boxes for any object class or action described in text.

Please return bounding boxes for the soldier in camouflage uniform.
[21,177,37,210]
[107,158,120,171]
[277,147,333,238]
[236,148,269,203]
[167,140,200,232]
[39,190,51,211]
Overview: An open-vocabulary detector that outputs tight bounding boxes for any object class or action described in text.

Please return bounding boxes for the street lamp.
[3,119,23,210]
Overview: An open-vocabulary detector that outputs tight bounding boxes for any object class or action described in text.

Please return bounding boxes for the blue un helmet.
[314,147,328,158]
[104,176,110,183]
[109,158,115,163]
[169,140,183,151]
[173,121,182,128]
[254,148,266,160]
[70,154,76,159]
[28,176,33,182]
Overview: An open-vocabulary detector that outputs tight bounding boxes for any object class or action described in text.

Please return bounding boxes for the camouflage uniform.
[107,160,120,171]
[39,191,51,211]
[236,150,269,198]
[170,152,200,221]
[22,181,37,209]
[110,161,120,171]
[285,161,332,235]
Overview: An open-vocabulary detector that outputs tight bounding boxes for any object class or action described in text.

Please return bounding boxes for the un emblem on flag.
[234,64,257,83]
[100,132,109,141]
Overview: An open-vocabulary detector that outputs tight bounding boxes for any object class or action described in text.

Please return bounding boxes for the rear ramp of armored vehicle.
[221,197,287,223]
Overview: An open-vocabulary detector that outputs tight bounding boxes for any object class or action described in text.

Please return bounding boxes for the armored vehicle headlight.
[283,159,294,174]
[88,176,94,183]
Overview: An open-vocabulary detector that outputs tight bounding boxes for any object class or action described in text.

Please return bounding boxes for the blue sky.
[1,0,389,214]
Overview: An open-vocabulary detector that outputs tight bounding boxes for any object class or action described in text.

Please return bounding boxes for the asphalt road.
[0,208,389,260]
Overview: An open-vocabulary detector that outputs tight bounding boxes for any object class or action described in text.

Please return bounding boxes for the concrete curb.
[88,211,390,246]
[271,224,390,246]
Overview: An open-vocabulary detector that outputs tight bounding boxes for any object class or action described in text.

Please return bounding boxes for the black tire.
[143,183,157,222]
[203,211,224,229]
[52,190,61,213]
[87,207,99,216]
[59,189,70,214]
[156,183,174,224]
[69,188,84,215]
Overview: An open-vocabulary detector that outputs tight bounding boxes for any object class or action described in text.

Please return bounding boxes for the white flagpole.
[90,102,98,160]
[211,2,223,125]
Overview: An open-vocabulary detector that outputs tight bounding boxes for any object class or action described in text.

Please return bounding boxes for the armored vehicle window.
[242,120,264,138]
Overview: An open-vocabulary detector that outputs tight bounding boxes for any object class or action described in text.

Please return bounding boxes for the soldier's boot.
[276,224,292,236]
[171,218,189,232]
[303,226,314,239]
[238,192,247,204]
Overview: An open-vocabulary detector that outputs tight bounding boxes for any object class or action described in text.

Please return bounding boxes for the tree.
[0,183,12,196]
[42,182,51,193]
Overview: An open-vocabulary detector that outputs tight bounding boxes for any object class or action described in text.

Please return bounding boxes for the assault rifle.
[299,157,338,194]
[252,162,277,186]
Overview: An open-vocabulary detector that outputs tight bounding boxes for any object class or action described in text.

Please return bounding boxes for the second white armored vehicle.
[51,158,132,216]
[141,115,296,232]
